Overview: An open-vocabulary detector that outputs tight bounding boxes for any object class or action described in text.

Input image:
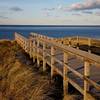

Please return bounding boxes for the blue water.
[0,25,100,40]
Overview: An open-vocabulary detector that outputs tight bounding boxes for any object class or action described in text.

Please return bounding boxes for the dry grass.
[0,40,84,100]
[0,41,64,100]
[1,39,100,100]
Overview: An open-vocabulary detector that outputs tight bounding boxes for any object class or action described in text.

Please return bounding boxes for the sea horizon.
[0,0,100,99]
[0,25,100,27]
[0,25,100,40]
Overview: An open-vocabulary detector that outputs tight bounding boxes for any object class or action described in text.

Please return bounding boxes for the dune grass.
[0,41,64,100]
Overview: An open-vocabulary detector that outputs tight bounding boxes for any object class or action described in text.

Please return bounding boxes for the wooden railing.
[15,32,100,100]
[30,32,100,54]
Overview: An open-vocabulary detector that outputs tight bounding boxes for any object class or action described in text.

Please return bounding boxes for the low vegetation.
[0,40,86,100]
[0,41,64,100]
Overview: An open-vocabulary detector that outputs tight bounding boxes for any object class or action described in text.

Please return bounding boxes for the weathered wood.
[84,61,90,100]
[66,64,83,79]
[38,37,100,64]
[15,33,100,100]
[85,77,100,91]
[69,78,95,100]
[76,36,79,49]
[29,39,32,58]
[63,52,68,95]
[68,78,84,94]
[32,39,36,62]
[88,38,91,53]
[37,40,40,67]
[43,43,46,71]
[68,37,71,47]
[51,46,55,78]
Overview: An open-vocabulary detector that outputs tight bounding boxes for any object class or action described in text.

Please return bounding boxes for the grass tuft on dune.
[0,41,63,100]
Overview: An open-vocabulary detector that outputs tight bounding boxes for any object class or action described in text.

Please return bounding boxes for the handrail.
[15,32,28,41]
[38,37,100,65]
[30,32,100,41]
[15,32,100,100]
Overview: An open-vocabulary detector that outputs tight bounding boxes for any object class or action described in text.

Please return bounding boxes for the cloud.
[42,0,100,17]
[43,11,60,18]
[82,11,93,14]
[81,11,100,16]
[68,0,100,11]
[10,7,23,12]
[42,7,55,17]
[42,4,63,18]
[72,13,82,16]
[42,4,63,12]
[57,5,63,10]
[0,15,9,19]
[43,8,55,11]
[95,11,100,16]
[43,11,51,17]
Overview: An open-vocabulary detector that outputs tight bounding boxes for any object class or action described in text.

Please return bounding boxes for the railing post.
[37,40,40,67]
[84,61,90,100]
[25,40,27,53]
[32,39,36,62]
[51,46,55,78]
[77,36,79,49]
[43,42,46,71]
[68,38,71,47]
[88,38,91,53]
[28,40,30,53]
[29,38,32,58]
[63,52,68,96]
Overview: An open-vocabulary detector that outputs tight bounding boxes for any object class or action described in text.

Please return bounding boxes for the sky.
[0,0,100,25]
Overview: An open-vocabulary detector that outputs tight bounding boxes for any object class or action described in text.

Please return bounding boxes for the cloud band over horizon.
[0,0,100,25]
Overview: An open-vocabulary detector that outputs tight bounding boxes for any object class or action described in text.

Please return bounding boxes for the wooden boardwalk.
[15,32,100,100]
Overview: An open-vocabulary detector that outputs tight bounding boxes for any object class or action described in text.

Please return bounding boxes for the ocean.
[0,25,100,40]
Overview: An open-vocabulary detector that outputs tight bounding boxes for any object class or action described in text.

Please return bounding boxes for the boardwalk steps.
[15,32,100,100]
